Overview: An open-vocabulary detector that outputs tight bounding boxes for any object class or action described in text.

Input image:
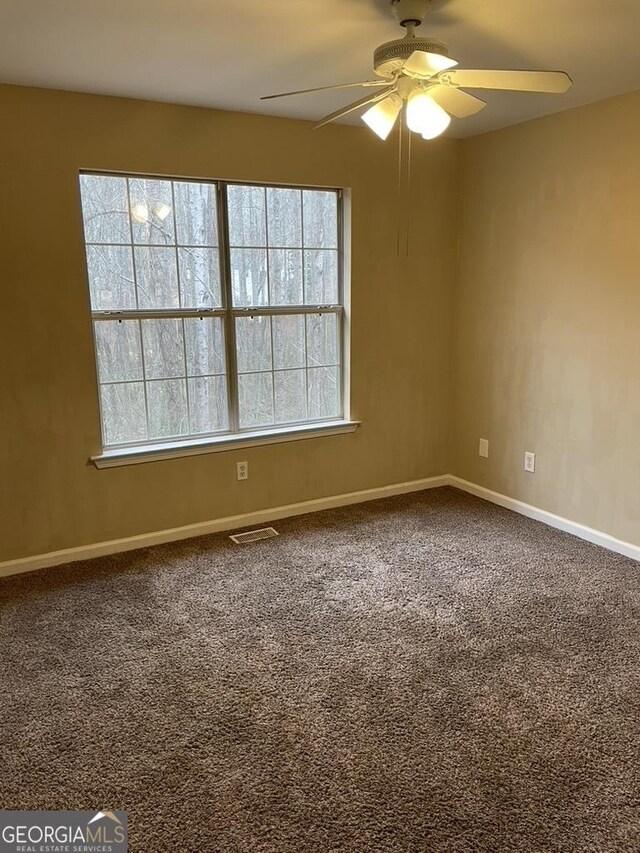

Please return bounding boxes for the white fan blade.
[312,87,396,130]
[403,50,457,79]
[428,85,486,118]
[261,81,390,100]
[442,69,572,93]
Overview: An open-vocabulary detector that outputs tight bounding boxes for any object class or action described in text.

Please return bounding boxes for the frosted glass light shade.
[406,91,451,139]
[361,95,403,140]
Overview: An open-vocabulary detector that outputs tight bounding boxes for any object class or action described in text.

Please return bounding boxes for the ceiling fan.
[261,0,572,140]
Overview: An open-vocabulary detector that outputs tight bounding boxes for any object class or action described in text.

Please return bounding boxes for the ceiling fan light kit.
[262,0,572,142]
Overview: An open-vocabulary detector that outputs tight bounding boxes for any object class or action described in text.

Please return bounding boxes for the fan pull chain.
[405,127,412,257]
[396,113,403,257]
[395,105,413,258]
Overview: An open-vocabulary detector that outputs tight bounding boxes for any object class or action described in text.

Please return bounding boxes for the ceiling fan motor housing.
[374,36,450,79]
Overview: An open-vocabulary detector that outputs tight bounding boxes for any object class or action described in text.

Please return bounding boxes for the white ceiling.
[1,0,639,138]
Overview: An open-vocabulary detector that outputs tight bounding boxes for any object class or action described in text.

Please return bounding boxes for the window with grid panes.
[78,173,345,451]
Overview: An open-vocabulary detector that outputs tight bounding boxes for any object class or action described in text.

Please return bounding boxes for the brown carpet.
[1,486,639,852]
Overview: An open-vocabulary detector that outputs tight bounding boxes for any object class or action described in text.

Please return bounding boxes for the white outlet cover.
[479,438,489,458]
[524,452,535,473]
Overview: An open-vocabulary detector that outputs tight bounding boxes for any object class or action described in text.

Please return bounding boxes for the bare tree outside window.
[79,174,344,450]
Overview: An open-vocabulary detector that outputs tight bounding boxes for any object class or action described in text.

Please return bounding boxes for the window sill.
[90,420,361,469]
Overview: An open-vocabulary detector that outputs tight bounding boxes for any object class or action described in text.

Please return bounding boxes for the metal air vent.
[229,527,280,544]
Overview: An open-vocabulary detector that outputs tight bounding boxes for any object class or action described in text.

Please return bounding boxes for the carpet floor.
[1,487,639,852]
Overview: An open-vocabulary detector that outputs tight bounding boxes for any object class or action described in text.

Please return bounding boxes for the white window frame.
[79,171,358,468]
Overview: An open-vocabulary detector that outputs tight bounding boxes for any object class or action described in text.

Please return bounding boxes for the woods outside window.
[78,173,347,458]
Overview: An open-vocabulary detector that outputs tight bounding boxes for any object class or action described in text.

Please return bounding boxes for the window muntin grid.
[79,173,344,449]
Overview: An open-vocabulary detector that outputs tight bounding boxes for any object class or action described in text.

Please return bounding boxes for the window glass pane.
[80,174,130,244]
[188,376,228,434]
[128,178,175,245]
[228,185,266,247]
[230,248,268,306]
[94,320,142,383]
[269,249,303,305]
[275,369,306,424]
[178,248,221,308]
[304,249,338,304]
[303,190,338,249]
[86,245,136,311]
[147,379,188,438]
[135,247,180,309]
[306,313,339,367]
[235,316,272,373]
[100,382,147,446]
[266,188,302,247]
[308,366,340,420]
[174,181,218,246]
[272,315,305,369]
[238,372,274,428]
[184,318,225,376]
[141,319,185,379]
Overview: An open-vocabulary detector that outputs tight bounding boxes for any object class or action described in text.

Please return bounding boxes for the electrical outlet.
[479,438,489,458]
[524,451,535,473]
[236,461,249,481]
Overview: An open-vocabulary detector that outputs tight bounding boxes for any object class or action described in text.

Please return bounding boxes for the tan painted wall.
[452,91,640,546]
[0,84,459,562]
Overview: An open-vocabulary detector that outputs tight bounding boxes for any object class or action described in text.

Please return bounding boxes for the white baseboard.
[2,473,637,579]
[0,475,449,578]
[448,476,640,562]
